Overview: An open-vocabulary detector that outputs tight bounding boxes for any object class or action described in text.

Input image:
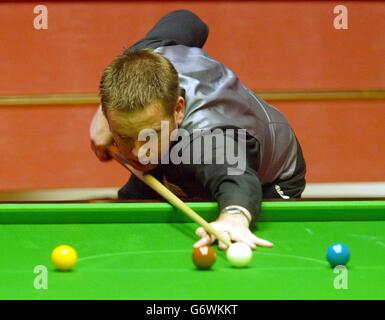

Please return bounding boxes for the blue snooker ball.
[326,243,350,267]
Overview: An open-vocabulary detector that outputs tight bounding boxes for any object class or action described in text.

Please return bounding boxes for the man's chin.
[129,161,159,172]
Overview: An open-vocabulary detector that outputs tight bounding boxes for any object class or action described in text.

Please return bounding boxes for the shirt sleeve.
[172,128,262,228]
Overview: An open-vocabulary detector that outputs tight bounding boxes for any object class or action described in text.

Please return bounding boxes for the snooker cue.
[107,145,232,247]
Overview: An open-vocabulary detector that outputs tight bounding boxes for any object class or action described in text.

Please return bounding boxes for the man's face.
[107,97,184,172]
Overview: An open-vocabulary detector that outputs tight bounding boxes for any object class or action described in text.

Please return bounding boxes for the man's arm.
[89,105,114,161]
[170,129,273,249]
[125,10,209,53]
[192,130,261,227]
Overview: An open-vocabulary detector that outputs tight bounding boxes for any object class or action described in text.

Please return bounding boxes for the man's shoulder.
[155,44,207,54]
[154,45,212,64]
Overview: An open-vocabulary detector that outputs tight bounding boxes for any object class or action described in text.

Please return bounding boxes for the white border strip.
[302,182,385,198]
[0,182,384,201]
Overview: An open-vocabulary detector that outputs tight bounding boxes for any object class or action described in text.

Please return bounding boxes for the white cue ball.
[226,242,253,267]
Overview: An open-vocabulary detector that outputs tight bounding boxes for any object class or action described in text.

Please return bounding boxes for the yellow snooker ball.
[51,245,78,271]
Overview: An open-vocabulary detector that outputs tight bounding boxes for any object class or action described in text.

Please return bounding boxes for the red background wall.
[0,1,384,190]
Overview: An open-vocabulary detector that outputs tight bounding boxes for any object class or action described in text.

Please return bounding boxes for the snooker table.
[0,200,384,300]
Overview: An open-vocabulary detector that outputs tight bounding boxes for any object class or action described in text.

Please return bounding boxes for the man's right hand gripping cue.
[90,105,114,162]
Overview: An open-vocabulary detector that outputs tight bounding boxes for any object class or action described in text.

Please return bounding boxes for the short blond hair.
[100,49,180,116]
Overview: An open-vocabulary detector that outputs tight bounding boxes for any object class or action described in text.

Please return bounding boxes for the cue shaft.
[108,145,232,247]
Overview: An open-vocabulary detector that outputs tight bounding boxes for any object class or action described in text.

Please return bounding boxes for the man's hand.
[90,105,114,161]
[193,213,273,250]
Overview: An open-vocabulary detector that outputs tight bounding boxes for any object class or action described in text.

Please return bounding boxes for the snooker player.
[90,10,306,250]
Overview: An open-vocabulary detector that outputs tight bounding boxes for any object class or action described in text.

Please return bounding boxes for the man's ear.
[174,96,185,125]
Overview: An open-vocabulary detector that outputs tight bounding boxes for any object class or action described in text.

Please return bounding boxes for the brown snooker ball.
[192,246,216,270]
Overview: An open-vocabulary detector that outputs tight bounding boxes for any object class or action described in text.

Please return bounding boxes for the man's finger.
[218,231,231,250]
[194,227,215,248]
[91,141,112,162]
[232,233,256,250]
[195,227,207,238]
[98,150,112,161]
[193,235,213,248]
[252,235,274,248]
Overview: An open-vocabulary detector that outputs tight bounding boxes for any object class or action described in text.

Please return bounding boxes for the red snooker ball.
[192,246,216,270]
